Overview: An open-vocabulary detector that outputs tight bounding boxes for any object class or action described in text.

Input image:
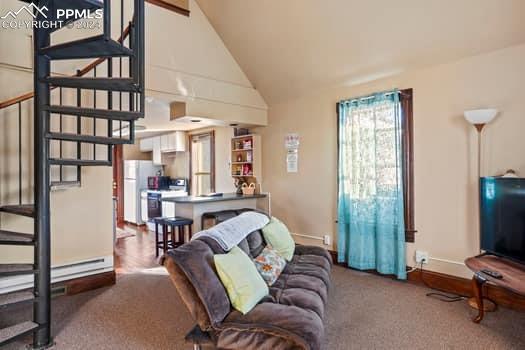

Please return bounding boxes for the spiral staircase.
[0,0,145,347]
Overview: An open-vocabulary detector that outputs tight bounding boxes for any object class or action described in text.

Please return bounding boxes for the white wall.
[257,43,525,278]
[144,0,267,125]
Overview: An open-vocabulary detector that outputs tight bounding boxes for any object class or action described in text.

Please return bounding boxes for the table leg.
[176,225,181,246]
[163,224,168,254]
[155,222,159,257]
[472,275,485,323]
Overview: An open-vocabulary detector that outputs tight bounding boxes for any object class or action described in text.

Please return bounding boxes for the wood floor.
[114,224,160,274]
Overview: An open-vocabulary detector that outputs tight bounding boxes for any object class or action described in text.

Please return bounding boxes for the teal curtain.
[337,90,406,279]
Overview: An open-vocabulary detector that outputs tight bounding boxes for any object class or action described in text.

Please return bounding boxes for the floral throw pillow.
[253,245,286,286]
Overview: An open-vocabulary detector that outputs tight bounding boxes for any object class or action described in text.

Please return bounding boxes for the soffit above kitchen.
[135,93,259,139]
[196,0,525,105]
[144,0,268,127]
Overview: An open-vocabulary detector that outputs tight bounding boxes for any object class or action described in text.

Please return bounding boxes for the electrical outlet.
[323,235,331,246]
[415,250,429,264]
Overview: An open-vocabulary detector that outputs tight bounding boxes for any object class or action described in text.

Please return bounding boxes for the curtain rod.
[340,89,407,104]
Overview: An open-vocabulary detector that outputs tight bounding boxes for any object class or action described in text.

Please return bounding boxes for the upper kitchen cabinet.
[160,131,187,153]
[152,137,164,165]
[140,131,188,165]
[139,137,154,152]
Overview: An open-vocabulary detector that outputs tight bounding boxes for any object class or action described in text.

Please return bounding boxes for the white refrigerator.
[124,160,162,224]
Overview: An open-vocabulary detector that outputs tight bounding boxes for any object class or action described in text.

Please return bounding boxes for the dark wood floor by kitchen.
[114,224,160,274]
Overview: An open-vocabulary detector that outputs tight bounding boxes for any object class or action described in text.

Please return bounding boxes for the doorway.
[113,145,124,225]
[189,131,215,195]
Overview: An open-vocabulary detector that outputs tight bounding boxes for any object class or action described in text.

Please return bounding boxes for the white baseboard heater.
[0,255,114,294]
[291,233,324,242]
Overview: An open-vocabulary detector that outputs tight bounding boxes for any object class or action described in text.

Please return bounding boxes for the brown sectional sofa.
[164,212,332,350]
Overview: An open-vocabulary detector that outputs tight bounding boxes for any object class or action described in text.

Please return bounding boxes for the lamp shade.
[464,109,498,125]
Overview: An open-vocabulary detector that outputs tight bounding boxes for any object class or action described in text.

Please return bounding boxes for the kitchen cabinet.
[160,131,187,153]
[141,132,187,163]
[152,137,164,165]
[160,134,170,151]
[139,137,154,152]
[162,201,176,218]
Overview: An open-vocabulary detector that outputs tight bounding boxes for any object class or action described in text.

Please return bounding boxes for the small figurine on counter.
[234,177,246,194]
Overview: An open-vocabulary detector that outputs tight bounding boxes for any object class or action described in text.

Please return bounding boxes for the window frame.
[336,88,416,242]
[400,89,416,243]
[188,130,215,196]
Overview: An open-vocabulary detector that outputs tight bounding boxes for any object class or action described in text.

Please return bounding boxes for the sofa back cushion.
[262,217,295,261]
[239,230,266,258]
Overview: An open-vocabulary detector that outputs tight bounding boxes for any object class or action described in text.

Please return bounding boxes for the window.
[189,131,215,196]
[337,88,415,243]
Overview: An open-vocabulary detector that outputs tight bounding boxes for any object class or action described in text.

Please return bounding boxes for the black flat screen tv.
[480,177,525,264]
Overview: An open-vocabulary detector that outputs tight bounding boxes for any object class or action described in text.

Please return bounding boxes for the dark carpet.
[2,266,525,349]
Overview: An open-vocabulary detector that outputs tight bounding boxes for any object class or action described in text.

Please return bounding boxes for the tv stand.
[465,254,525,323]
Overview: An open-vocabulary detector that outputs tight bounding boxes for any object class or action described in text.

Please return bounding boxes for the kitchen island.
[161,193,270,232]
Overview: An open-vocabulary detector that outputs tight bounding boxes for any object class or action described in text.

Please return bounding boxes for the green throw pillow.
[262,217,295,261]
[214,246,269,314]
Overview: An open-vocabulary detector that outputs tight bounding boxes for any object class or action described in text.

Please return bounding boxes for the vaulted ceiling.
[195,0,525,105]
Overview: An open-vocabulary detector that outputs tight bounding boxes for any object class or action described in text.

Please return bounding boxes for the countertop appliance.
[146,178,188,232]
[148,176,171,190]
[124,160,161,225]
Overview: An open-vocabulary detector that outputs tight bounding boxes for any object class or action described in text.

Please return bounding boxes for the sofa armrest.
[294,245,333,266]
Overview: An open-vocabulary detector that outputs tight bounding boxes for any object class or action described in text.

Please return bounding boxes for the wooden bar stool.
[165,217,194,247]
[154,217,176,257]
[201,210,237,230]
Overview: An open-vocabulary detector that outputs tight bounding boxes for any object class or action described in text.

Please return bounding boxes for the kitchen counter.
[161,193,267,204]
[161,192,271,232]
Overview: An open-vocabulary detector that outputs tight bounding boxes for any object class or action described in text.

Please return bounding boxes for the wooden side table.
[465,254,525,323]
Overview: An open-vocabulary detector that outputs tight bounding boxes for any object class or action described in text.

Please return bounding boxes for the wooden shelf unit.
[230,134,261,180]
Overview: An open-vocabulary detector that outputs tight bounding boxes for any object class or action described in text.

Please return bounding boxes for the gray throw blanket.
[192,211,270,251]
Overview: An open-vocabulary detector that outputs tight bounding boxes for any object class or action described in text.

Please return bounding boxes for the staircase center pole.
[33,5,52,349]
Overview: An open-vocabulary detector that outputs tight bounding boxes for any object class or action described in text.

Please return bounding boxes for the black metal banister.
[103,0,112,40]
[59,87,63,183]
[18,102,22,205]
[76,70,82,183]
[33,6,52,346]
[93,66,97,160]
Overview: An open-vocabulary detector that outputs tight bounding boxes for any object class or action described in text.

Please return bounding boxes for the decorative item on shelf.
[235,140,242,150]
[246,151,252,162]
[236,154,243,162]
[241,183,256,195]
[242,164,252,176]
[501,169,519,178]
[234,128,250,137]
[243,139,252,149]
[234,177,247,194]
